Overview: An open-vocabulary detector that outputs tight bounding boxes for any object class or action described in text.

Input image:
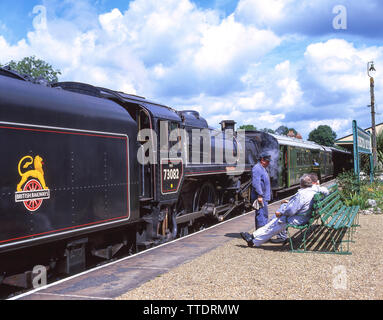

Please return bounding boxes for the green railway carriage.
[269,134,336,197]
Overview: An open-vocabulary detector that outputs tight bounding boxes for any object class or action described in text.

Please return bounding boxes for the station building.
[335,122,383,152]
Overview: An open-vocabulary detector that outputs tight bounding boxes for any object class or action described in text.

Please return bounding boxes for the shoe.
[270,237,288,244]
[240,232,254,247]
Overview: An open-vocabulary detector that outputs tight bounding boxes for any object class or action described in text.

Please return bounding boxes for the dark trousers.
[255,201,269,229]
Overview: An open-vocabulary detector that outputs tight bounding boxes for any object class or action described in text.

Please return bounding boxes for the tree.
[238,124,257,131]
[0,56,61,83]
[261,128,275,134]
[308,125,337,146]
[275,125,289,135]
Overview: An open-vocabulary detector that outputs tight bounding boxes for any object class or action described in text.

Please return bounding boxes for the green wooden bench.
[286,184,360,254]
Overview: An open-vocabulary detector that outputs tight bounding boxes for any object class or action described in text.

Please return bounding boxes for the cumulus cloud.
[300,39,383,108]
[193,14,280,72]
[235,0,383,37]
[284,38,383,138]
[0,0,382,140]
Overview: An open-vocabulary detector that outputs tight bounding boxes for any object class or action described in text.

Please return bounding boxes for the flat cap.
[259,152,271,161]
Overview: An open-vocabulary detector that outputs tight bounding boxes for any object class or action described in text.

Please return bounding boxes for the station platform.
[12,183,383,300]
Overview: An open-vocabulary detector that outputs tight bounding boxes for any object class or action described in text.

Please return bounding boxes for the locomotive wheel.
[192,182,218,212]
[220,190,235,206]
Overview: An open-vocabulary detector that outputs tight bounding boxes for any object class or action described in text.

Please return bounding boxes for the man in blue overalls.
[251,152,271,229]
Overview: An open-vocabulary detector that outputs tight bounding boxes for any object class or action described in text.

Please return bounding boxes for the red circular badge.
[23,179,43,212]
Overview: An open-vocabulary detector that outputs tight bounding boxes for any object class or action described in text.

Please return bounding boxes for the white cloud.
[237,92,272,111]
[194,14,281,72]
[235,0,291,27]
[1,0,382,141]
[0,0,281,99]
[274,60,303,108]
[308,119,350,133]
[304,39,383,94]
[235,0,383,37]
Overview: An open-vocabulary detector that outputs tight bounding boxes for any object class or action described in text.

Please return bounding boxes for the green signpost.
[352,120,374,183]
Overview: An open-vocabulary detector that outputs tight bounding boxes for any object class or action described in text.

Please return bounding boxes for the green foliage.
[308,125,337,146]
[360,182,383,211]
[337,170,383,211]
[343,192,368,209]
[238,124,257,131]
[275,125,289,135]
[336,170,360,200]
[360,153,374,176]
[0,56,61,83]
[261,128,275,134]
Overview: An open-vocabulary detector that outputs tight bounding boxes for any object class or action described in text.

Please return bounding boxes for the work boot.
[240,232,254,247]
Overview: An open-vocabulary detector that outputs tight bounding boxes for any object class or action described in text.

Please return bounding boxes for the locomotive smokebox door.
[160,158,183,196]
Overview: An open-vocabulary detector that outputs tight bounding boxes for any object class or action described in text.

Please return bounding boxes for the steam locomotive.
[0,67,351,288]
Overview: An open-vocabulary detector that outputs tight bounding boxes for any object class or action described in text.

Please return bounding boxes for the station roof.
[335,122,383,146]
[270,133,324,150]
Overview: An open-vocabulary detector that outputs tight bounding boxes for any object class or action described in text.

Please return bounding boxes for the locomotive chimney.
[220,120,236,132]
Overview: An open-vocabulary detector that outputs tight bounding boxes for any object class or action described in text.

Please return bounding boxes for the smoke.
[244,131,280,188]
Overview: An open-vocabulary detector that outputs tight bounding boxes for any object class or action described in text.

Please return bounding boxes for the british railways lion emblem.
[15,155,50,212]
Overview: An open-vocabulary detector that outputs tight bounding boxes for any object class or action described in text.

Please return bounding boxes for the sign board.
[352,120,373,182]
[356,126,372,154]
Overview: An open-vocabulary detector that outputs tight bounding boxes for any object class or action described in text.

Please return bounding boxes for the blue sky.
[0,0,382,139]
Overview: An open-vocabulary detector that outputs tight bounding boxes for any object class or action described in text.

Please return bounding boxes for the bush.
[336,169,383,211]
[343,191,368,209]
[336,170,360,198]
[360,181,383,211]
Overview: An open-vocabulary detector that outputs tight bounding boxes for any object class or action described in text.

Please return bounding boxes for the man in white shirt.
[240,174,328,247]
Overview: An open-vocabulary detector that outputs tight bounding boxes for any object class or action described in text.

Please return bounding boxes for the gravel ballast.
[117,214,383,300]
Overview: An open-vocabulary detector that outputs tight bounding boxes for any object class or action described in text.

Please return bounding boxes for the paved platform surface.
[16,202,284,300]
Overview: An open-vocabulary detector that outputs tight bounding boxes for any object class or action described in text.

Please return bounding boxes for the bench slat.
[345,206,360,228]
[325,205,347,228]
[333,206,352,229]
[318,194,341,215]
[320,198,342,222]
[315,191,339,210]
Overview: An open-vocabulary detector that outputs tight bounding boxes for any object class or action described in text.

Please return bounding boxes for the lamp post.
[367,61,377,168]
